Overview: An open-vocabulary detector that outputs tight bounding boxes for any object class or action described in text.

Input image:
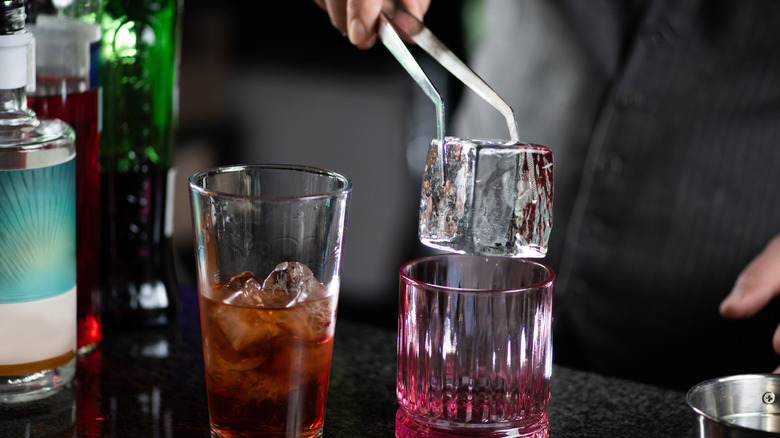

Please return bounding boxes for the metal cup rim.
[686,373,780,436]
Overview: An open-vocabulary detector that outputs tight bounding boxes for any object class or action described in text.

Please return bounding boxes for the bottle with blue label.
[0,0,77,402]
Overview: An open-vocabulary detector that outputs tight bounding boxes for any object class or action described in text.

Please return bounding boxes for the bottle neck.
[0,87,27,112]
[0,31,34,124]
[0,86,34,126]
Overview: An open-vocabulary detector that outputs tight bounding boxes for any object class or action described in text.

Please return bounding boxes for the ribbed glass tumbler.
[396,255,554,438]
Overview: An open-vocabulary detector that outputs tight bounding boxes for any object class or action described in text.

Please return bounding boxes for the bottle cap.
[0,32,32,89]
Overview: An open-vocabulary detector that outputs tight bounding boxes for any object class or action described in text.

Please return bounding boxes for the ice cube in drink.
[199,265,336,438]
[418,137,553,257]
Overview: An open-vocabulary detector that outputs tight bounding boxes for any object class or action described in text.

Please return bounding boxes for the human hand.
[313,0,431,49]
[720,235,780,372]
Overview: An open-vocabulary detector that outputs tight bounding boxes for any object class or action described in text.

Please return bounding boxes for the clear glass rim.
[188,163,353,201]
[399,254,555,294]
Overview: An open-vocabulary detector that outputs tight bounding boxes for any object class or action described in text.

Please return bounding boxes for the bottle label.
[0,157,76,303]
[0,287,76,367]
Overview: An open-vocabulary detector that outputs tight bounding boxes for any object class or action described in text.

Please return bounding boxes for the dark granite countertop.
[0,288,695,437]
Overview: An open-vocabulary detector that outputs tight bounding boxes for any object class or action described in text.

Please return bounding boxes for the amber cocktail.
[189,165,352,438]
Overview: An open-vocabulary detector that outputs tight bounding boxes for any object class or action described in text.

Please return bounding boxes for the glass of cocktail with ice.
[188,164,352,438]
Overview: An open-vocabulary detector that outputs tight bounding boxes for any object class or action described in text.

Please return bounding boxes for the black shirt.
[454,0,780,390]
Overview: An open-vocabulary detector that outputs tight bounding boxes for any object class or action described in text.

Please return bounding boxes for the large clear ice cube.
[418,137,553,257]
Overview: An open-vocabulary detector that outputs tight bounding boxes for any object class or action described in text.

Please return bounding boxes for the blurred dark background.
[174,0,468,327]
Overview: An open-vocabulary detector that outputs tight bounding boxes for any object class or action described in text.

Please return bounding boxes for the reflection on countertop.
[0,285,696,438]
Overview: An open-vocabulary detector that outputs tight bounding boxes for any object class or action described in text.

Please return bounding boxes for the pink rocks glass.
[397,254,554,438]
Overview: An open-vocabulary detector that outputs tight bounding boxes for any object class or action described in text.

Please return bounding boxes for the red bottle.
[27,9,103,355]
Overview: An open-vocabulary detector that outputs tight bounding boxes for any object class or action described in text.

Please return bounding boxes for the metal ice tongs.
[377,1,521,148]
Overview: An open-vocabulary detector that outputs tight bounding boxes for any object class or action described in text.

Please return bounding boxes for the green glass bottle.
[98,0,182,328]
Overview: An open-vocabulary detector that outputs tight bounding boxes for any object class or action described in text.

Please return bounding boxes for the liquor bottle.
[27,0,103,356]
[0,0,77,402]
[98,0,181,328]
